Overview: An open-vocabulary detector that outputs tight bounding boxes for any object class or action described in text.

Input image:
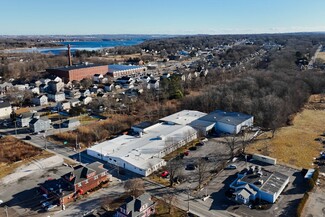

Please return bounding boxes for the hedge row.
[296,192,309,217]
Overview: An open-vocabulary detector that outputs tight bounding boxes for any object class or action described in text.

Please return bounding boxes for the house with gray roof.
[16,112,35,127]
[116,193,155,217]
[32,95,48,106]
[29,117,51,133]
[40,162,111,205]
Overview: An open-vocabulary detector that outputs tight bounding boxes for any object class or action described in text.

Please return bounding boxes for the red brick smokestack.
[67,44,72,66]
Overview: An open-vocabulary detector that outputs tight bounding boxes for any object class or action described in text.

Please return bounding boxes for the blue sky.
[1,0,325,35]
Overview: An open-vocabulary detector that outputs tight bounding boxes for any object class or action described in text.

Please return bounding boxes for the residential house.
[29,117,51,133]
[48,80,64,93]
[0,82,13,94]
[161,72,171,79]
[80,96,92,105]
[147,79,159,90]
[62,119,80,128]
[32,95,48,106]
[14,84,29,91]
[30,87,40,95]
[0,101,12,119]
[104,83,114,92]
[65,89,81,98]
[93,74,103,83]
[79,89,91,98]
[56,101,71,111]
[16,112,35,127]
[115,193,156,217]
[116,76,134,85]
[40,162,111,205]
[30,79,42,87]
[48,92,66,102]
[70,98,81,107]
[89,85,99,94]
[40,78,51,85]
[39,84,48,93]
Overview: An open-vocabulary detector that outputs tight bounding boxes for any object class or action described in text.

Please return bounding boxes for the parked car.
[0,200,3,205]
[189,146,197,151]
[226,164,237,170]
[25,135,32,140]
[161,171,169,178]
[186,164,197,170]
[195,142,204,147]
[42,201,51,208]
[45,204,57,211]
[201,138,208,142]
[184,150,189,156]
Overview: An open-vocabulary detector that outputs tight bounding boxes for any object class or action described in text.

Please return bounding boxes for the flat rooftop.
[108,64,146,72]
[240,169,289,194]
[159,110,207,126]
[88,123,196,170]
[47,63,106,72]
[199,110,253,126]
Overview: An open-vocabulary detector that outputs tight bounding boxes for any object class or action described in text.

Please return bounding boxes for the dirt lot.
[247,96,325,168]
[0,136,53,179]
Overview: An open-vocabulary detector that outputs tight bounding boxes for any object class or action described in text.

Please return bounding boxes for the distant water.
[4,39,145,55]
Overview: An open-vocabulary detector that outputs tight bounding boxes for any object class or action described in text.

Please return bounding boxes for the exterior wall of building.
[74,171,109,194]
[87,130,197,177]
[215,122,236,134]
[47,65,108,82]
[17,118,31,127]
[0,107,12,118]
[235,117,254,133]
[109,67,146,78]
[30,120,51,132]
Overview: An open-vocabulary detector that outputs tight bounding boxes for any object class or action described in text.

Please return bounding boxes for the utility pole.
[44,130,47,149]
[14,120,17,135]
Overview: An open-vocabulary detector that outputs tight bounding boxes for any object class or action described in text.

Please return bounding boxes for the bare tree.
[224,135,239,159]
[166,159,183,187]
[196,158,209,189]
[163,193,179,214]
[124,178,145,197]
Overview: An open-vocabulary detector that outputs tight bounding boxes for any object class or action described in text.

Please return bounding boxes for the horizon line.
[1,31,325,37]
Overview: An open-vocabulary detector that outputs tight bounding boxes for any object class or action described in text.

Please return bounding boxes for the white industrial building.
[230,166,289,204]
[198,110,254,134]
[108,65,146,78]
[159,109,253,135]
[87,122,197,176]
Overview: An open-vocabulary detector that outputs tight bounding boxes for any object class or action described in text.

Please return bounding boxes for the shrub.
[296,192,309,217]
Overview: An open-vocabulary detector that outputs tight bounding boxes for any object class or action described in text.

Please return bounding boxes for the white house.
[87,123,197,176]
[0,101,12,119]
[93,74,104,83]
[147,79,159,90]
[32,95,48,106]
[48,92,66,102]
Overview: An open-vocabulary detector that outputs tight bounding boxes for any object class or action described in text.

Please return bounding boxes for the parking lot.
[173,137,231,189]
[199,159,308,217]
[0,165,71,216]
